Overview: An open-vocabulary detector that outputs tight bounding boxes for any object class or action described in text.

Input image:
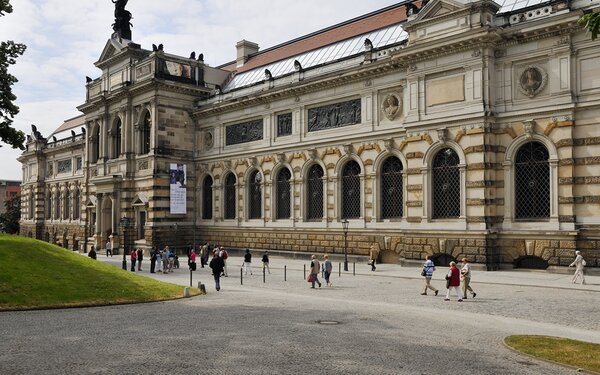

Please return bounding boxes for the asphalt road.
[0,255,598,374]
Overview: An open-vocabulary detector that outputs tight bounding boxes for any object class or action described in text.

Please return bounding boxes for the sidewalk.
[89,252,600,292]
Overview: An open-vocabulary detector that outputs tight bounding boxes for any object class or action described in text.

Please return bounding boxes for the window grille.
[342,160,361,219]
[248,170,262,219]
[515,141,550,219]
[202,176,213,220]
[224,173,236,219]
[432,148,460,219]
[306,164,324,220]
[381,156,403,219]
[276,168,292,219]
[142,112,151,154]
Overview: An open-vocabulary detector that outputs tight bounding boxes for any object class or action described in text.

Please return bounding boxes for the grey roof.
[494,0,550,13]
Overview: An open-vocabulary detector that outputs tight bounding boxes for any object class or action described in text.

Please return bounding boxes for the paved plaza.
[0,253,598,374]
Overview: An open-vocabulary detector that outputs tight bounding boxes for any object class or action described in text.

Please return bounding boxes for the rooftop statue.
[112,0,132,40]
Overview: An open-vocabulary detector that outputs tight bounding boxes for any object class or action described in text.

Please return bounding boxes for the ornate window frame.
[246,168,264,220]
[201,174,214,221]
[272,164,293,221]
[301,160,327,223]
[222,171,237,221]
[335,155,365,221]
[373,151,407,221]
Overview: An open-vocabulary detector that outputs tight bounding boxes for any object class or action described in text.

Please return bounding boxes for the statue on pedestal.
[112,0,133,40]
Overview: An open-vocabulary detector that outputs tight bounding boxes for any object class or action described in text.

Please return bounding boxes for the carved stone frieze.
[277,113,292,137]
[307,98,361,132]
[225,119,263,145]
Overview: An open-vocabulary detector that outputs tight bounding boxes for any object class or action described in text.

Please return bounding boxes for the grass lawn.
[0,235,201,311]
[505,335,600,373]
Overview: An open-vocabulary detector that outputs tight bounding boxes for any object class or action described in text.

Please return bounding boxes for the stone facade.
[18,0,600,269]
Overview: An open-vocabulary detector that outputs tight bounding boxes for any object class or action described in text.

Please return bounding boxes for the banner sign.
[169,163,187,214]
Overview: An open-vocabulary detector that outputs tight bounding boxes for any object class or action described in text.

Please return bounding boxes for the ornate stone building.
[19,0,600,270]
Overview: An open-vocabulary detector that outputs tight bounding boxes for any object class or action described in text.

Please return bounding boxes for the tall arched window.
[64,190,71,220]
[432,148,460,219]
[73,189,80,220]
[276,168,291,220]
[342,160,361,219]
[306,164,324,221]
[111,119,122,159]
[202,176,213,220]
[47,192,52,219]
[92,126,100,163]
[55,191,61,220]
[141,112,151,154]
[224,173,236,220]
[515,141,550,219]
[29,193,35,219]
[380,156,403,219]
[248,170,262,219]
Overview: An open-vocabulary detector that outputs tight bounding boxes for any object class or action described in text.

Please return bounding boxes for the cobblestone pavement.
[0,254,598,374]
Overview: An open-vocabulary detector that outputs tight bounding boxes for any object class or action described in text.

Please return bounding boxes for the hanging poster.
[169,163,187,214]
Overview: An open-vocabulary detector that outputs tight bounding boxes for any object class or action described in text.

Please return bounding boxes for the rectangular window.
[76,157,82,171]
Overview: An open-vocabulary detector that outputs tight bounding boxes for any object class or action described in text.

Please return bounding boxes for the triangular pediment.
[412,0,471,22]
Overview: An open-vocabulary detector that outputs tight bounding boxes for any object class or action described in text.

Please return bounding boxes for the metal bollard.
[183,287,190,298]
[304,264,306,279]
[339,262,341,277]
[263,265,266,283]
[353,262,355,276]
[284,265,287,281]
[240,267,243,285]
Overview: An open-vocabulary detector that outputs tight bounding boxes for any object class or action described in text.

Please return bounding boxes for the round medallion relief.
[518,66,547,98]
[204,130,214,149]
[381,93,402,120]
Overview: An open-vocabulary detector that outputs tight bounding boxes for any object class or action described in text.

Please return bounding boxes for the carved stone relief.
[225,119,263,145]
[518,66,548,98]
[277,113,292,137]
[381,93,402,121]
[204,129,214,149]
[307,99,361,132]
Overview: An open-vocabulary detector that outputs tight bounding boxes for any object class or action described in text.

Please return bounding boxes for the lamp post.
[342,218,349,272]
[120,216,131,270]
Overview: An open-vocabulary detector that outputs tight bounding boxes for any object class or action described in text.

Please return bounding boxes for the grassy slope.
[0,235,200,310]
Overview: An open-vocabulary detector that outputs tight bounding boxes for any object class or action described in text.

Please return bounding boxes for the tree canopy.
[0,0,26,150]
[579,12,600,41]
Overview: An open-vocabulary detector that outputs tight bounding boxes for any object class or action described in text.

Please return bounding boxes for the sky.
[0,0,402,181]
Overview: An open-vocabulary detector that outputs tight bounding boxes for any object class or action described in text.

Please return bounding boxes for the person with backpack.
[219,246,229,277]
[209,251,225,291]
[569,250,587,285]
[420,255,439,296]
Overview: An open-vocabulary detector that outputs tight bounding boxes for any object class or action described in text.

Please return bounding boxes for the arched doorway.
[101,197,113,242]
[514,256,548,270]
[431,253,456,267]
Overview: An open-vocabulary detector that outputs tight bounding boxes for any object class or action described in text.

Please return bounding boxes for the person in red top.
[130,248,137,272]
[444,261,462,302]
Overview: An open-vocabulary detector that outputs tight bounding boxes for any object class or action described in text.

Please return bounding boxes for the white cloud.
[1,0,400,180]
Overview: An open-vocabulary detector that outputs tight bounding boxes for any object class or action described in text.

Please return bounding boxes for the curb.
[502,337,600,375]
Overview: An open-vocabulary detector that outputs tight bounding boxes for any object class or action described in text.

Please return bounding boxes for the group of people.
[421,255,478,302]
[307,254,333,288]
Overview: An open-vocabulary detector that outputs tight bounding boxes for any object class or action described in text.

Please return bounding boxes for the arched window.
[47,192,52,219]
[248,170,262,219]
[64,190,71,220]
[276,168,291,220]
[92,126,100,163]
[515,141,550,219]
[55,191,61,220]
[432,148,460,219]
[224,173,236,220]
[29,193,35,219]
[141,112,151,154]
[202,176,213,220]
[73,189,80,220]
[341,160,361,219]
[380,156,403,219]
[306,164,324,221]
[111,119,122,159]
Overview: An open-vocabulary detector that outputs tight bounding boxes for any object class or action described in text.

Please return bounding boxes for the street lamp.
[342,218,349,271]
[119,216,131,270]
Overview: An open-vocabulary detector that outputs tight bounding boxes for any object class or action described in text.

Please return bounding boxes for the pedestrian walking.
[137,248,144,271]
[156,248,163,273]
[308,254,322,288]
[189,248,197,270]
[88,246,97,260]
[209,251,225,291]
[219,246,229,277]
[444,261,462,302]
[569,250,587,285]
[420,255,439,296]
[150,248,157,273]
[199,245,207,268]
[243,249,253,275]
[130,248,137,272]
[105,240,112,257]
[369,244,379,271]
[323,255,333,286]
[460,258,477,299]
[262,251,271,274]
[168,247,175,272]
[162,246,170,274]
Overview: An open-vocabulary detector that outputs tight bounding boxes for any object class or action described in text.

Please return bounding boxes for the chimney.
[236,40,259,68]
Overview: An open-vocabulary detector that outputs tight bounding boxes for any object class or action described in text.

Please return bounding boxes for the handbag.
[307,274,316,283]
[190,262,197,271]
[421,269,427,277]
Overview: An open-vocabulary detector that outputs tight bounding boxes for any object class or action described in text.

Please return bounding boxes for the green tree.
[579,12,600,41]
[0,194,20,234]
[0,0,26,150]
